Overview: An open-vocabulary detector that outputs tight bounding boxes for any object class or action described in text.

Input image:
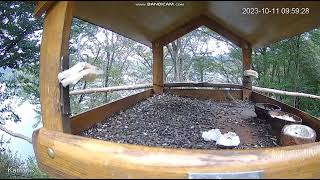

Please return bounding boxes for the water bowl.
[254,103,281,119]
[281,124,316,146]
[268,111,302,137]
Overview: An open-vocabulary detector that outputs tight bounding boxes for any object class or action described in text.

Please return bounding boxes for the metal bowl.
[254,103,281,119]
[281,124,316,146]
[268,111,302,137]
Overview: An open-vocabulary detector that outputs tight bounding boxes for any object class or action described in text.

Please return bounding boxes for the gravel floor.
[79,93,279,149]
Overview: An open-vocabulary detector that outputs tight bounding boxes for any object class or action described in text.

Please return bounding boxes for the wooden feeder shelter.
[33,1,320,178]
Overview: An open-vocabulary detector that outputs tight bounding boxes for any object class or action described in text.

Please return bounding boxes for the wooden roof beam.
[152,15,206,46]
[201,15,246,48]
[153,14,248,48]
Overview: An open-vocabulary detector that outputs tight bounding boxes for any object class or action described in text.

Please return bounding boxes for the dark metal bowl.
[268,111,302,137]
[254,103,281,119]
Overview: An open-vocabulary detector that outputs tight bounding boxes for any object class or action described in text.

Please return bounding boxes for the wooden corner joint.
[241,39,252,49]
[153,84,164,93]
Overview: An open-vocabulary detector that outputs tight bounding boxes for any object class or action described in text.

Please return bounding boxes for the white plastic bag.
[216,132,240,147]
[202,129,240,147]
[202,129,222,141]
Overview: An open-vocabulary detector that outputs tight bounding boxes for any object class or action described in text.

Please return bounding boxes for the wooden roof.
[35,1,320,48]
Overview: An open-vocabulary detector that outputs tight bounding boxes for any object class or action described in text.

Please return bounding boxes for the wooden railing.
[252,86,320,100]
[69,84,152,95]
[69,83,243,95]
[69,83,320,100]
[165,82,243,89]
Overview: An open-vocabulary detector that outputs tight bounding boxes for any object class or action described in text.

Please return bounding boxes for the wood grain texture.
[251,91,320,141]
[165,82,243,89]
[154,14,242,47]
[33,1,55,18]
[242,44,252,71]
[39,1,74,132]
[33,127,320,179]
[70,89,153,134]
[252,86,320,100]
[201,15,242,47]
[70,84,152,95]
[70,2,320,48]
[165,88,242,101]
[242,45,252,101]
[154,15,206,46]
[152,42,164,94]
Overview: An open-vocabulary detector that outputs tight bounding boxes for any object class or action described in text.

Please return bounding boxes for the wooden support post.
[152,42,164,94]
[242,42,252,101]
[39,1,73,133]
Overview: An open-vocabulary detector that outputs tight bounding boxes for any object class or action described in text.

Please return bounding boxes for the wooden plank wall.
[165,88,242,101]
[70,89,153,134]
[164,82,243,89]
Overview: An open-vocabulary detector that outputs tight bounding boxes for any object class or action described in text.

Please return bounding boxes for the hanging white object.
[244,69,259,79]
[58,62,103,87]
[202,129,222,141]
[216,132,241,147]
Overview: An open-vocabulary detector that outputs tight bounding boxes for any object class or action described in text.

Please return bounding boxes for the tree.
[0,1,42,146]
[69,18,152,115]
[252,29,320,117]
[0,1,42,69]
[0,83,32,143]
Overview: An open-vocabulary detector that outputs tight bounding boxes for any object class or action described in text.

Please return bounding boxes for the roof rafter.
[152,14,249,48]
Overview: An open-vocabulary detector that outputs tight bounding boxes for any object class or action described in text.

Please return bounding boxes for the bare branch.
[0,125,32,144]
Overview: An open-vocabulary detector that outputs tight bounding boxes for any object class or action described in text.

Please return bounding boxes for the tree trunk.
[293,35,301,108]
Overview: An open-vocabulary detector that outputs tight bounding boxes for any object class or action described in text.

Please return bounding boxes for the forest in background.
[0,1,320,178]
[68,18,320,117]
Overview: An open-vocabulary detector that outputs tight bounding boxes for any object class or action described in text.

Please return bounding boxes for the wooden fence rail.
[252,86,320,100]
[164,82,243,89]
[69,83,320,100]
[69,84,152,95]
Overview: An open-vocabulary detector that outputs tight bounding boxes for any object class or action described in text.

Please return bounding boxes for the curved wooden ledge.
[33,127,320,178]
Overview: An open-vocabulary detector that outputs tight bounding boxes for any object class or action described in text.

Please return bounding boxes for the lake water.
[0,98,40,161]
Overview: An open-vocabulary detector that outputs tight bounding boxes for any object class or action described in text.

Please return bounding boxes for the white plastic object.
[57,62,103,87]
[216,132,241,147]
[202,129,222,141]
[244,69,259,79]
[271,114,296,122]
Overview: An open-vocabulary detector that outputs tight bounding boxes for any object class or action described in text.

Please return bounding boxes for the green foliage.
[25,156,50,179]
[0,150,26,179]
[253,30,320,117]
[15,62,40,106]
[0,1,43,69]
[0,152,49,179]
